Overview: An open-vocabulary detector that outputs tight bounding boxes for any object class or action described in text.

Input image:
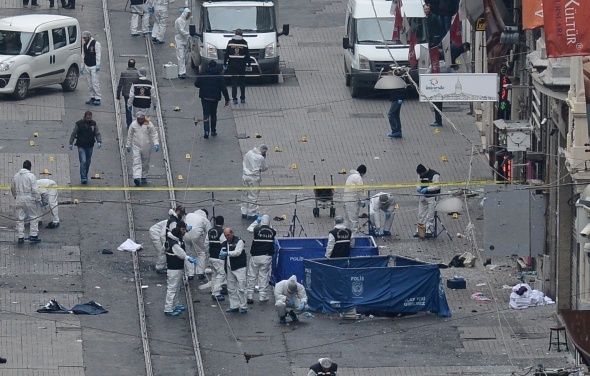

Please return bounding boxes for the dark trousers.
[201,98,219,132]
[124,97,133,128]
[65,0,75,7]
[231,75,246,100]
[433,102,443,124]
[387,101,402,134]
[23,0,39,5]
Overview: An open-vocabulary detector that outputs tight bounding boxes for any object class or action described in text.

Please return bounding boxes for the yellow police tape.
[0,179,504,191]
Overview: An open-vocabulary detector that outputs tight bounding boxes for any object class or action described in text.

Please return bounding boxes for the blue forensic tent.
[303,255,451,317]
[271,236,379,285]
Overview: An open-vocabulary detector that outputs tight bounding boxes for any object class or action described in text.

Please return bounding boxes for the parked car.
[0,14,81,99]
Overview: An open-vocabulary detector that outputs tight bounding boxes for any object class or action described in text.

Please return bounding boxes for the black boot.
[64,0,74,8]
[49,0,55,7]
[60,0,66,6]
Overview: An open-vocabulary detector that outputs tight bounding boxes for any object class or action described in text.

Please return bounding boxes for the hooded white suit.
[184,209,211,276]
[11,168,41,239]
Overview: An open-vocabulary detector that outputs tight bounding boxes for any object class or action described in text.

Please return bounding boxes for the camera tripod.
[432,211,452,240]
[360,191,378,236]
[287,195,306,237]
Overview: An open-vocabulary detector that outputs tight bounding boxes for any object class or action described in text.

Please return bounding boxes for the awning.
[531,72,569,101]
[561,310,590,360]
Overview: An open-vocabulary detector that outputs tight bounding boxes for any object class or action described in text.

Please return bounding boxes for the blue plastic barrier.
[303,255,451,317]
[271,236,378,285]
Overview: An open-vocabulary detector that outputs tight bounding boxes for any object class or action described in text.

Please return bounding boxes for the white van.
[342,0,427,97]
[0,15,81,100]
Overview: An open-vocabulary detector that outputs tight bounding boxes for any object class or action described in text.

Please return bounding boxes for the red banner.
[450,13,462,47]
[408,32,418,67]
[429,47,440,73]
[523,0,544,30]
[392,0,403,41]
[544,0,590,57]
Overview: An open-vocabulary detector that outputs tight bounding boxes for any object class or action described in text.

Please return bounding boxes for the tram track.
[100,0,205,374]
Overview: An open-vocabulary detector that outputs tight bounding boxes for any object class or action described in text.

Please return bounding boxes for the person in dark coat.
[195,60,230,139]
[223,29,251,104]
[424,3,443,48]
[69,111,102,185]
[116,59,140,128]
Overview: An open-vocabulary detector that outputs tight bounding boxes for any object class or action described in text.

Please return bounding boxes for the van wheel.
[350,76,362,98]
[12,75,29,100]
[61,65,79,92]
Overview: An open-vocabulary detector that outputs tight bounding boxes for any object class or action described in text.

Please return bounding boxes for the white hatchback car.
[0,14,81,99]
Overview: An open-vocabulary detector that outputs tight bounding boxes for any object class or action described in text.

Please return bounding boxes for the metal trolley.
[312,175,336,218]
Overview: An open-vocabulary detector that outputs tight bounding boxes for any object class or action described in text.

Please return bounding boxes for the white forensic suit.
[149,219,167,271]
[151,0,175,43]
[369,192,396,235]
[246,219,276,302]
[223,235,247,310]
[126,118,160,180]
[205,225,226,297]
[240,147,268,217]
[37,179,59,226]
[11,168,42,239]
[131,0,150,35]
[81,36,101,101]
[184,209,211,277]
[129,75,157,118]
[164,231,189,313]
[417,170,441,235]
[274,275,308,319]
[342,169,364,235]
[174,8,191,76]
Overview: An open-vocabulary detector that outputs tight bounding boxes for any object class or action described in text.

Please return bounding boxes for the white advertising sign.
[419,73,498,102]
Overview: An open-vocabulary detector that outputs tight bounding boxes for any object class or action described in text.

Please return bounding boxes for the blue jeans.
[387,101,402,133]
[77,146,94,179]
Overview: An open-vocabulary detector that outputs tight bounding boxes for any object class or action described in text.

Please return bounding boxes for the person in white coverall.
[130,0,150,36]
[342,164,366,235]
[184,209,211,280]
[81,31,101,105]
[241,144,268,219]
[11,160,42,243]
[37,179,60,229]
[174,8,191,78]
[151,0,174,44]
[221,228,248,313]
[274,275,308,324]
[246,214,276,304]
[164,224,198,316]
[126,111,160,187]
[369,192,395,236]
[149,219,168,272]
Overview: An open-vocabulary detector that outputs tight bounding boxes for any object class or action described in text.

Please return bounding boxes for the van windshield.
[355,18,427,45]
[204,6,275,33]
[0,30,33,55]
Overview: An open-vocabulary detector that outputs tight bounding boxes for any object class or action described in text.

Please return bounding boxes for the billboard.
[544,0,590,57]
[419,73,498,102]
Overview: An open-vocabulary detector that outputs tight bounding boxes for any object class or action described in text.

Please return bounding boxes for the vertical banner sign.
[523,0,544,30]
[408,32,418,67]
[429,47,441,73]
[450,13,462,46]
[543,0,590,57]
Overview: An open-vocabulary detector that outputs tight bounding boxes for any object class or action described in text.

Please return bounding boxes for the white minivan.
[0,15,81,99]
[342,0,427,97]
